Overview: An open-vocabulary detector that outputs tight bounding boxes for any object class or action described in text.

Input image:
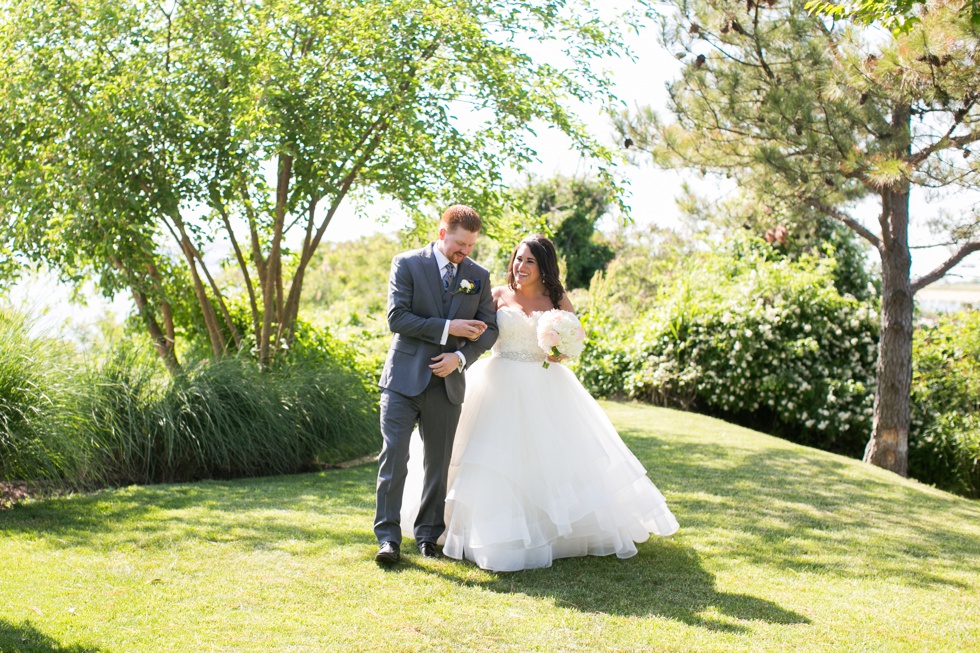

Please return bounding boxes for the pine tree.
[619,0,980,475]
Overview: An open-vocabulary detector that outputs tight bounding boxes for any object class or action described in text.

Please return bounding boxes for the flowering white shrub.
[575,238,879,456]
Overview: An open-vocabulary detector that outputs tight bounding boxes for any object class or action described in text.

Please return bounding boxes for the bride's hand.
[546,353,568,364]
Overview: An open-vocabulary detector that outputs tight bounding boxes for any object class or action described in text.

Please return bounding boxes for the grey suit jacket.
[378,243,498,405]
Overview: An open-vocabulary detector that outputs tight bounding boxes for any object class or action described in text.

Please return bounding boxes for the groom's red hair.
[440,204,482,233]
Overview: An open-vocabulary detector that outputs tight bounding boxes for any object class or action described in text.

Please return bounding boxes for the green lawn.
[1,402,978,652]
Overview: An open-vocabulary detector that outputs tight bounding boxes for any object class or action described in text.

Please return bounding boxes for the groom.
[374,205,498,565]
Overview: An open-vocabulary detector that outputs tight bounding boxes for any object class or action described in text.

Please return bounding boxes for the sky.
[8,9,980,336]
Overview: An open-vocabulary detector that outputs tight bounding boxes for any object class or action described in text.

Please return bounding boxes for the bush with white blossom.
[575,237,879,456]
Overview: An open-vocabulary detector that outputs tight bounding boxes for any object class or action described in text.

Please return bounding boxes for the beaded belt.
[494,351,545,363]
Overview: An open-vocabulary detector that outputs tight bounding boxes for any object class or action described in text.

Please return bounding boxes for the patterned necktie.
[442,263,455,292]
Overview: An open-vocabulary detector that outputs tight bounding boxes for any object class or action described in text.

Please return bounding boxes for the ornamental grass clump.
[1,309,379,492]
[76,348,379,486]
[0,308,90,485]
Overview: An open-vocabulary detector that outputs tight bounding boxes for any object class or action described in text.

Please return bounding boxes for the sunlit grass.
[1,402,978,652]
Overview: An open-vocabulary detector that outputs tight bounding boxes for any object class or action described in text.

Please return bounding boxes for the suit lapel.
[421,243,442,306]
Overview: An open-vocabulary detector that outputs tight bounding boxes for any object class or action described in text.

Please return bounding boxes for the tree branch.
[908,117,980,167]
[911,241,980,293]
[215,200,261,346]
[238,178,268,283]
[110,256,180,375]
[749,7,776,82]
[805,198,882,249]
[259,153,292,366]
[145,262,175,348]
[160,212,228,356]
[189,240,242,350]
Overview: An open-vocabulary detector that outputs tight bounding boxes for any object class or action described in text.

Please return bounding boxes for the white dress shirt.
[432,245,466,371]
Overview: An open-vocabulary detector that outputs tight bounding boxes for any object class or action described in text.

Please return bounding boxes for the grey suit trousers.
[375,376,462,545]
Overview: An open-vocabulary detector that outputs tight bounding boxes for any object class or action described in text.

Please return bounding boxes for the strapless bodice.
[492,306,547,363]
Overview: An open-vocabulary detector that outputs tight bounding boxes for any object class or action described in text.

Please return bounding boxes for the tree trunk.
[241,180,268,348]
[146,263,176,349]
[279,248,310,347]
[864,105,913,476]
[192,245,243,350]
[131,286,180,376]
[217,205,260,349]
[259,153,292,367]
[178,229,226,358]
[111,257,179,375]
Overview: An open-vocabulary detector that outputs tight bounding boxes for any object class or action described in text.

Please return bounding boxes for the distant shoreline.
[916,283,980,314]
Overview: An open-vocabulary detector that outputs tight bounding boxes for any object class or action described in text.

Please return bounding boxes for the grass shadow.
[617,410,980,591]
[0,465,379,555]
[0,619,105,653]
[436,540,807,632]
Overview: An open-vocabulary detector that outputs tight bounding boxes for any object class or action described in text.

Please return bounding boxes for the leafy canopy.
[806,0,980,35]
[0,0,636,367]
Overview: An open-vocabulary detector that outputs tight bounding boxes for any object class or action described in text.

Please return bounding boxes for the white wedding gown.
[402,306,678,571]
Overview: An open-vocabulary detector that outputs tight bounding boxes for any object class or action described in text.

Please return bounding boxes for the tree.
[0,0,631,371]
[617,0,980,475]
[511,175,617,290]
[806,0,980,35]
[674,184,879,301]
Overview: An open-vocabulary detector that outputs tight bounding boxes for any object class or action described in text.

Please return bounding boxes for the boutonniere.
[452,278,481,295]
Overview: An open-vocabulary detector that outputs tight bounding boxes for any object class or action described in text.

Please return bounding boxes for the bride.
[403,234,678,571]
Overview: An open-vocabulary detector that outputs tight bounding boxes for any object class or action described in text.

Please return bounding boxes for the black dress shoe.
[417,541,441,559]
[375,541,400,565]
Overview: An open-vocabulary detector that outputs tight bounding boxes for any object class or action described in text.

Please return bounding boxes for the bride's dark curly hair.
[506,234,566,308]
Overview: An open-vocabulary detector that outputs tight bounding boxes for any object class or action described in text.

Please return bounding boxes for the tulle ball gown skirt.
[429,354,679,572]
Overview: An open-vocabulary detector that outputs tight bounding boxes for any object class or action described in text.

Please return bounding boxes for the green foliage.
[555,215,616,291]
[808,220,879,301]
[509,175,618,290]
[300,232,407,385]
[0,308,378,488]
[909,311,980,497]
[302,235,402,320]
[287,320,383,399]
[576,235,879,456]
[675,186,879,302]
[806,0,980,35]
[0,0,634,368]
[0,309,88,483]
[0,234,18,292]
[592,224,691,315]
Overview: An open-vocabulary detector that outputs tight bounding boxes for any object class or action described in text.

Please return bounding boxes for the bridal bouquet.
[536,310,586,368]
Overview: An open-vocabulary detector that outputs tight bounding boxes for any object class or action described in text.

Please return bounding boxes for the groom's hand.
[448,319,487,341]
[429,353,460,377]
